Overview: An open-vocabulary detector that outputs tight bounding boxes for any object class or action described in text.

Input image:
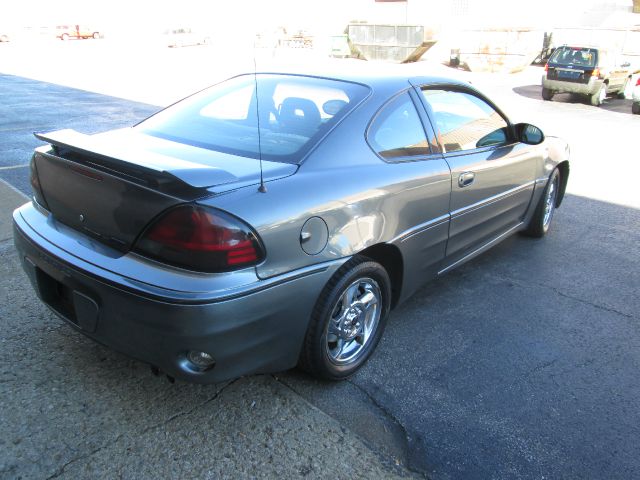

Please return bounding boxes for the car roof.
[254,59,472,90]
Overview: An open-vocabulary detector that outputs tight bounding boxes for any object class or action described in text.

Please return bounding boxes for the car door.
[416,86,538,269]
[610,52,630,90]
[366,89,452,297]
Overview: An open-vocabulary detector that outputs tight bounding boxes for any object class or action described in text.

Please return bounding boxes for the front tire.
[617,77,630,99]
[299,256,391,380]
[523,168,560,238]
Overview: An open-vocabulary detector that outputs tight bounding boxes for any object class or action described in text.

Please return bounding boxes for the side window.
[420,89,509,153]
[368,92,430,160]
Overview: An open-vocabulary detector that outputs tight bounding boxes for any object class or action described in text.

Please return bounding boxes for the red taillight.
[636,77,640,87]
[134,205,265,272]
[591,68,601,78]
[544,63,549,72]
[30,153,50,210]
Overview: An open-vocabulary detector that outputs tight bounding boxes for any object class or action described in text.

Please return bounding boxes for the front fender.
[543,136,570,206]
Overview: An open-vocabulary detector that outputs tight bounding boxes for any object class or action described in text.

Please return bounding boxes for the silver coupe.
[13,67,570,382]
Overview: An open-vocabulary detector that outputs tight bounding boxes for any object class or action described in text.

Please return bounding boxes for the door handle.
[458,172,475,188]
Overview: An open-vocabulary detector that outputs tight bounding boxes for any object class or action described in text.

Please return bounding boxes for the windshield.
[138,74,369,164]
[549,47,597,68]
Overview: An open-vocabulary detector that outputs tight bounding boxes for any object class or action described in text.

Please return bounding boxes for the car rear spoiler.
[34,129,239,197]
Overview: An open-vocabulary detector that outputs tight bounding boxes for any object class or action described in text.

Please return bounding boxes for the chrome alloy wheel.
[325,277,381,365]
[543,175,558,228]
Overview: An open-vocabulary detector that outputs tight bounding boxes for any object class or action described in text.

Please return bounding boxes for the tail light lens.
[544,63,549,72]
[636,77,640,87]
[133,205,265,273]
[592,68,601,78]
[30,153,50,210]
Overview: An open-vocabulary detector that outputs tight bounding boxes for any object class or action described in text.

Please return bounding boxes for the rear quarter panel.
[206,145,451,280]
[204,87,452,283]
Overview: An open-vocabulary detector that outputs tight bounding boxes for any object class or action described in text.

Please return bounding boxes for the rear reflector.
[133,205,265,272]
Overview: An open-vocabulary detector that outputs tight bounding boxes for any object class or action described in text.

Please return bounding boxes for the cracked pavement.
[2,41,640,479]
[281,193,640,478]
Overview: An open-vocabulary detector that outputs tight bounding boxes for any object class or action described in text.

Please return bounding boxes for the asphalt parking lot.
[1,40,639,479]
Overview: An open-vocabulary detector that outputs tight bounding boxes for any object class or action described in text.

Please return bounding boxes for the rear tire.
[541,87,554,101]
[298,256,391,380]
[632,102,640,115]
[523,168,560,238]
[590,83,606,106]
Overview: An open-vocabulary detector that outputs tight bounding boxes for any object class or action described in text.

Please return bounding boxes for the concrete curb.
[0,178,27,243]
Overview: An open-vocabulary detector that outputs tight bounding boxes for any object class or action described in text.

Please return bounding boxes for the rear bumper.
[542,75,603,95]
[13,203,345,383]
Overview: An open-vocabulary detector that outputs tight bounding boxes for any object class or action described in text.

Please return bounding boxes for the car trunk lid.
[32,128,296,252]
[547,65,595,84]
[546,47,598,85]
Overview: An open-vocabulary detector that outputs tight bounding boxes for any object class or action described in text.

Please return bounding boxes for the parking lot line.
[0,164,29,171]
[0,126,49,133]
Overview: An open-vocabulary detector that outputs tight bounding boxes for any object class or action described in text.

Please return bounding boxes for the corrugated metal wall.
[348,24,424,61]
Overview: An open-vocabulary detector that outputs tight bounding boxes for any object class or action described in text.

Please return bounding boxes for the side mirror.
[516,123,545,145]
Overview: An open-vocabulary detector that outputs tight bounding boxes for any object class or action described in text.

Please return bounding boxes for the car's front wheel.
[299,256,391,380]
[523,168,561,238]
[617,77,631,99]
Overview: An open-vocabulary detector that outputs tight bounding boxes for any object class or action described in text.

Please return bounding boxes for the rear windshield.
[137,74,369,164]
[549,47,597,68]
